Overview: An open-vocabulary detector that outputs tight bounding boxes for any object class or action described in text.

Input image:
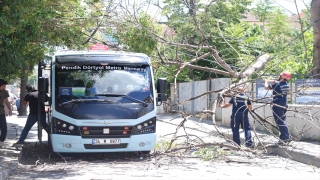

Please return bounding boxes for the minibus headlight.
[132,117,156,135]
[52,117,79,135]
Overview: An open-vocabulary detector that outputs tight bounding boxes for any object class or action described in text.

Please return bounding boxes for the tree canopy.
[0,0,98,81]
[0,0,316,83]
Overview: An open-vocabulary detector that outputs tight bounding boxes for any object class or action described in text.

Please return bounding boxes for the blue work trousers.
[230,113,252,146]
[272,104,290,140]
[19,114,48,143]
[0,114,7,142]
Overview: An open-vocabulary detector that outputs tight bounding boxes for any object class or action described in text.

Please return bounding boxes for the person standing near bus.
[13,85,49,146]
[219,87,253,147]
[16,95,21,114]
[5,90,15,114]
[3,90,10,116]
[264,71,291,145]
[0,79,12,148]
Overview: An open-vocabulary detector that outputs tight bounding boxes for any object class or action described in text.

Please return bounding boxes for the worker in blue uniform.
[264,71,291,145]
[220,87,253,147]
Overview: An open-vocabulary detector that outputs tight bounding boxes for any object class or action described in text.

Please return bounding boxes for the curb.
[17,116,28,118]
[220,127,320,168]
[157,114,320,168]
[266,145,320,168]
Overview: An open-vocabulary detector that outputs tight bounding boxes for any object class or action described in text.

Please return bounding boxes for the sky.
[259,0,312,15]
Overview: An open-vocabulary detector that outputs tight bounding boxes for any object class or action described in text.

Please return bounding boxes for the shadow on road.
[19,142,152,166]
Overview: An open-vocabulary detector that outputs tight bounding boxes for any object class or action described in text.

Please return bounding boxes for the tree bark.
[311,0,320,78]
[18,75,28,116]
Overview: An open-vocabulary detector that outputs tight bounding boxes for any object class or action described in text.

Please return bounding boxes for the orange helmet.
[280,71,291,80]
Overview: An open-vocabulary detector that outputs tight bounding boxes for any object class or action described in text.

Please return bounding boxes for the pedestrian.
[3,89,14,115]
[16,95,20,114]
[8,90,14,106]
[219,86,253,147]
[264,71,291,145]
[3,90,10,116]
[0,79,12,148]
[13,85,49,146]
[7,90,15,111]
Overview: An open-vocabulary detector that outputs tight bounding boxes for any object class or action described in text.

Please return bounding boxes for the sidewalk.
[156,113,320,168]
[0,111,47,180]
[0,113,22,180]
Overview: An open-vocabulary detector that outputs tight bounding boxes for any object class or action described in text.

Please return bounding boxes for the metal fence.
[167,75,319,115]
[252,74,320,105]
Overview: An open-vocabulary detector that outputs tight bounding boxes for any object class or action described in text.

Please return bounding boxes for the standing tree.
[311,0,320,78]
[0,0,110,115]
[94,0,319,150]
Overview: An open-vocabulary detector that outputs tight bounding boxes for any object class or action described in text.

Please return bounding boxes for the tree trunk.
[18,76,28,116]
[311,0,320,78]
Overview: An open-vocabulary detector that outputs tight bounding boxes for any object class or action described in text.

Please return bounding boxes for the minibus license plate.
[92,139,121,145]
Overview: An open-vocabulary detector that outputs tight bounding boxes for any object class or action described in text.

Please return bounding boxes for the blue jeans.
[0,114,7,142]
[16,99,20,111]
[230,113,252,146]
[18,114,48,143]
[272,104,290,140]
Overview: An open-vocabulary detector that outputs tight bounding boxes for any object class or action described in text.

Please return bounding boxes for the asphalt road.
[7,114,320,180]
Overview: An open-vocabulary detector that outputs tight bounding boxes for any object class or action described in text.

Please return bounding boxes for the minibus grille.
[80,126,132,138]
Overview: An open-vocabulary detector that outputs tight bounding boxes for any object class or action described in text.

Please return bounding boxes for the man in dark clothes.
[265,71,291,145]
[219,87,253,147]
[0,79,12,148]
[13,85,49,145]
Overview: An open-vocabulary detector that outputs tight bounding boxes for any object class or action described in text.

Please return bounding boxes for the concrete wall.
[218,103,320,140]
[169,78,232,115]
[165,78,320,140]
[178,80,208,114]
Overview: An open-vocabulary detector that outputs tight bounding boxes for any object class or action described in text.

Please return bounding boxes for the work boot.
[245,144,254,148]
[12,141,24,147]
[277,139,292,146]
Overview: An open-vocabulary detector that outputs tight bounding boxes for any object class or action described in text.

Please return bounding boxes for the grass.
[154,140,178,151]
[194,147,230,161]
